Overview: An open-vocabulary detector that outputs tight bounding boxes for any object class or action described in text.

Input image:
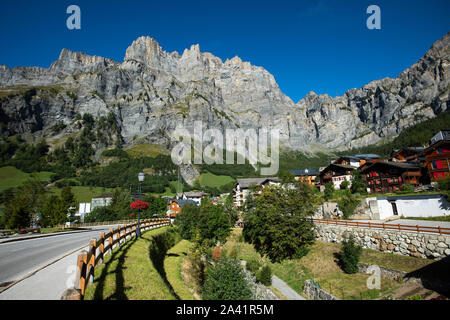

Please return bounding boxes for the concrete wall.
[375,195,450,220]
[314,223,450,259]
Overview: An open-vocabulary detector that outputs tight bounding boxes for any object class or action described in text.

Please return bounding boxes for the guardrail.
[0,227,41,236]
[310,218,450,235]
[61,217,171,300]
[57,219,140,229]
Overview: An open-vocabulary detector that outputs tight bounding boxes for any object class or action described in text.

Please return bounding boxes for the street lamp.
[137,172,145,237]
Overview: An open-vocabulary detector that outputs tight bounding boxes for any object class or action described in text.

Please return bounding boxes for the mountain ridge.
[0,32,449,156]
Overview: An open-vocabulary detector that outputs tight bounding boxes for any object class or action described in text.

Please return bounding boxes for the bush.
[339,234,362,274]
[202,257,254,300]
[228,246,238,259]
[337,192,361,219]
[256,265,272,286]
[245,259,261,274]
[324,182,334,200]
[294,246,310,259]
[341,180,350,190]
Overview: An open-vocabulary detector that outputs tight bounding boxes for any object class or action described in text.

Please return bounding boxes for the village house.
[177,191,206,205]
[288,169,319,186]
[319,154,380,189]
[420,130,450,181]
[390,147,425,163]
[333,154,380,168]
[166,199,197,222]
[319,164,356,189]
[91,193,113,210]
[360,161,422,193]
[74,202,91,223]
[233,177,280,207]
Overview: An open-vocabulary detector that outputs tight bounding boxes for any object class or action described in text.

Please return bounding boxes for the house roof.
[289,169,319,176]
[319,163,356,176]
[420,139,450,156]
[236,177,280,188]
[183,191,205,197]
[360,161,421,172]
[170,199,197,207]
[391,147,426,158]
[338,154,380,161]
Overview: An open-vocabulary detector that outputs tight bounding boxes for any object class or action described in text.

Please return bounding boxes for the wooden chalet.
[288,169,319,186]
[420,130,450,181]
[319,164,356,188]
[333,154,380,168]
[390,147,425,163]
[360,161,422,193]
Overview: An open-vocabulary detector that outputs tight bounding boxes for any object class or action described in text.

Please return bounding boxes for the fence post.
[88,239,96,284]
[438,226,442,235]
[78,251,88,297]
[416,225,419,233]
[117,226,121,249]
[109,228,113,254]
[99,233,105,264]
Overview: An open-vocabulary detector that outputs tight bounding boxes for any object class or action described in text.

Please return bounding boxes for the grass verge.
[164,239,197,300]
[84,226,178,300]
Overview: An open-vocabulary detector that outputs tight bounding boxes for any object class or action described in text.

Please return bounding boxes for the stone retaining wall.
[314,223,450,259]
[303,279,340,300]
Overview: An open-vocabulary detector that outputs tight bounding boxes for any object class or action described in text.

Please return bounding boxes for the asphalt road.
[0,226,114,288]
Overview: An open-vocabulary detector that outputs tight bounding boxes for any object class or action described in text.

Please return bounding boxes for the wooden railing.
[0,227,41,236]
[310,218,450,235]
[61,217,171,300]
[57,219,141,229]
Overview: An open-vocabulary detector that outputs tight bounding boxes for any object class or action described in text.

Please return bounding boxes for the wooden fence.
[61,217,171,300]
[310,218,450,235]
[0,227,41,236]
[58,219,141,229]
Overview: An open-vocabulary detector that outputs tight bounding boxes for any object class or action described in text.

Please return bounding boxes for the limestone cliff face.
[0,32,449,152]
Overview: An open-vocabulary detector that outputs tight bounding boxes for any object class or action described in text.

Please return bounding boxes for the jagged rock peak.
[49,48,116,74]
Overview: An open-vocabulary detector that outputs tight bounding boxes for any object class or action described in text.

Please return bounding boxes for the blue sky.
[0,0,449,102]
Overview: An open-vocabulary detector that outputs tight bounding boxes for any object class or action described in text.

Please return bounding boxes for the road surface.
[0,225,118,299]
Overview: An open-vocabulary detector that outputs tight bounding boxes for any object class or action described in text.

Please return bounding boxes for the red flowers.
[130,200,149,210]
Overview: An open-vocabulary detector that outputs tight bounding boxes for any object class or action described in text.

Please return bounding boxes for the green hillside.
[0,166,53,192]
[199,172,235,188]
[345,111,450,158]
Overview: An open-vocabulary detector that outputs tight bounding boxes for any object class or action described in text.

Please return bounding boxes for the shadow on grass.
[406,255,450,297]
[142,231,182,300]
[92,237,137,300]
[88,228,182,300]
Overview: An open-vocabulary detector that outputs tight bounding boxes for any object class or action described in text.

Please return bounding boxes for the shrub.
[339,234,362,274]
[294,246,310,259]
[341,180,350,190]
[256,265,272,286]
[202,257,254,300]
[337,192,361,219]
[229,246,238,259]
[245,259,261,274]
[324,182,334,200]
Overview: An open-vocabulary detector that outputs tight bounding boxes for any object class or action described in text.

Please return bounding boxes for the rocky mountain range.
[0,32,449,157]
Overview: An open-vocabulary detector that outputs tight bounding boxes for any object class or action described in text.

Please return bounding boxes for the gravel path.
[271,275,306,300]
